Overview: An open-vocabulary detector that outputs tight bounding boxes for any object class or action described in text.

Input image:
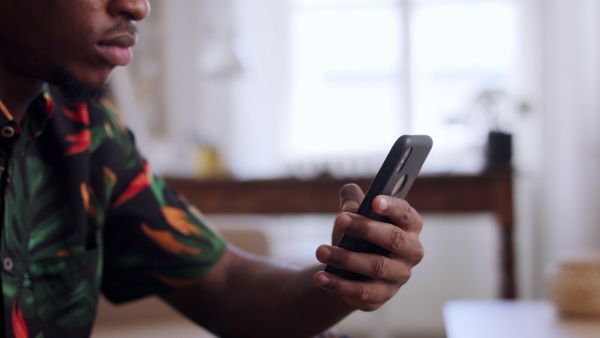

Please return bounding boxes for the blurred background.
[94,0,600,337]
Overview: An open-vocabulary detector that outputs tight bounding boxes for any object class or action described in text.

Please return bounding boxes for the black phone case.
[324,135,433,280]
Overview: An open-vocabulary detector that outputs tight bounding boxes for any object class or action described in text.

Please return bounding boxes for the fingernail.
[342,201,359,212]
[338,214,351,229]
[378,196,389,211]
[316,274,330,286]
[316,246,331,261]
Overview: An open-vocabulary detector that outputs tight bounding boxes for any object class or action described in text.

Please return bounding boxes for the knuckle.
[389,226,406,250]
[399,266,412,284]
[403,268,412,281]
[401,202,412,223]
[372,255,389,279]
[414,244,425,264]
[357,284,371,302]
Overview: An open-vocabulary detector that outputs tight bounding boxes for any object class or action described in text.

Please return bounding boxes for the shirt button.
[1,126,15,138]
[3,257,13,271]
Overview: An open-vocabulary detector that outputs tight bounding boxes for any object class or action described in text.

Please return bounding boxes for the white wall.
[509,0,600,300]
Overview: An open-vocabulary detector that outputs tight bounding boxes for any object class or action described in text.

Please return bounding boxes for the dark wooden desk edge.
[165,169,515,299]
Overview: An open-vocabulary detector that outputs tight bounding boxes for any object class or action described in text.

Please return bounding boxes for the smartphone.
[324,135,433,280]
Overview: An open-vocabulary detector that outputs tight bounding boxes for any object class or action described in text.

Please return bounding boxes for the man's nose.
[108,0,150,21]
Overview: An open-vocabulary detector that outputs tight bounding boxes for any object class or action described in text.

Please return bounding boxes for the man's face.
[0,0,150,91]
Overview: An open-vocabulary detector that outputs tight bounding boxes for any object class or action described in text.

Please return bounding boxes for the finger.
[314,271,396,312]
[316,244,416,281]
[372,195,423,233]
[333,213,425,264]
[339,183,365,213]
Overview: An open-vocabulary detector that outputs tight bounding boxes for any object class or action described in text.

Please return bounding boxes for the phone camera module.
[394,147,413,175]
[391,174,407,197]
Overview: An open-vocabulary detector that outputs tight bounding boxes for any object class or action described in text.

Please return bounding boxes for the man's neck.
[0,69,45,123]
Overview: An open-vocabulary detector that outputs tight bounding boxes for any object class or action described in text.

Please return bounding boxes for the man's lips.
[97,34,137,66]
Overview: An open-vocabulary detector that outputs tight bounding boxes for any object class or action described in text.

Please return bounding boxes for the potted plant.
[472,89,520,168]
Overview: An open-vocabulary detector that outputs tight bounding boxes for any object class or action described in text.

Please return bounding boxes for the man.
[0,1,425,337]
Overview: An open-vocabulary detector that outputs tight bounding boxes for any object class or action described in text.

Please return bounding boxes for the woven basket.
[547,253,600,317]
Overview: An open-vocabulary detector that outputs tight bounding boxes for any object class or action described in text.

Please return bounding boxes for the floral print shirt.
[0,87,226,338]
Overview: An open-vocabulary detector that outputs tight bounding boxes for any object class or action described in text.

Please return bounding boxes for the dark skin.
[0,0,147,121]
[0,1,425,337]
[162,185,424,337]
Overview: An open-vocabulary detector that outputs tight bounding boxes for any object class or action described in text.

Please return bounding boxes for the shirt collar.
[34,85,56,120]
[0,98,14,124]
[0,86,54,125]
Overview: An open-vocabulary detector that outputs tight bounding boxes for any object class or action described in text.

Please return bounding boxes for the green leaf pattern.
[0,88,226,337]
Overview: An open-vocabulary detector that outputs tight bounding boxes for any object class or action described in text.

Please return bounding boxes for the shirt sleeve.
[96,104,227,304]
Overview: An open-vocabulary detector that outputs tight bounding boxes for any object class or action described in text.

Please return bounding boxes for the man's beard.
[52,67,108,105]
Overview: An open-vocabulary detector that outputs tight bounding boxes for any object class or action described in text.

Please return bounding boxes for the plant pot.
[486,131,512,166]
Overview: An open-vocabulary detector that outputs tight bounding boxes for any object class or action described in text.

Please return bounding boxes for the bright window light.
[282,0,518,175]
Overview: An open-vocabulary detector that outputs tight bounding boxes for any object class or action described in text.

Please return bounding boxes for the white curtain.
[517,0,600,298]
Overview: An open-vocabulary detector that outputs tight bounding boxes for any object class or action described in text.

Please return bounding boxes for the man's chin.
[52,67,109,106]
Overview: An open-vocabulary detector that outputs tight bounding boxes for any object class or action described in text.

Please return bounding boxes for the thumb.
[332,184,365,245]
[339,183,365,213]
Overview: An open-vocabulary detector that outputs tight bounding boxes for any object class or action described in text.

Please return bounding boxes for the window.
[124,0,522,179]
[284,0,406,177]
[410,0,519,170]
[281,0,520,177]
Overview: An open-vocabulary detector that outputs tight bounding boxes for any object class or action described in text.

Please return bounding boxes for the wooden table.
[165,166,515,298]
[444,300,600,338]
